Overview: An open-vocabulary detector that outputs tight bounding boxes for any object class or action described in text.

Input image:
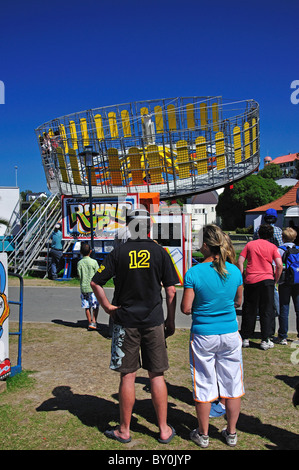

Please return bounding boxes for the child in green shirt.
[77,242,99,330]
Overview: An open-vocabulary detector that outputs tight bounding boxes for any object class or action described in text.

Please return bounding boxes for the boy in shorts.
[77,242,99,330]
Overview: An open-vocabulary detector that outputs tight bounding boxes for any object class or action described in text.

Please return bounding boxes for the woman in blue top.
[181,225,244,448]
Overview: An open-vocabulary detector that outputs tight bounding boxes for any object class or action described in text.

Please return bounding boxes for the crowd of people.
[48,206,298,448]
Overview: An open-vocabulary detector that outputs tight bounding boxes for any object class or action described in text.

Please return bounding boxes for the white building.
[264,153,299,177]
[0,187,20,236]
[185,190,220,231]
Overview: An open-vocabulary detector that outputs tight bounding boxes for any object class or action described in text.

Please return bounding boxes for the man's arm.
[90,281,119,316]
[164,285,176,338]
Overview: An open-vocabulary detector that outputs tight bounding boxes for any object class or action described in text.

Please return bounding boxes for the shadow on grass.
[237,412,299,450]
[36,381,299,449]
[36,386,119,431]
[51,319,112,338]
[275,374,299,390]
[35,383,200,442]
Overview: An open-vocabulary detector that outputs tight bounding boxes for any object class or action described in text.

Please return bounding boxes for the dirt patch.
[8,277,73,287]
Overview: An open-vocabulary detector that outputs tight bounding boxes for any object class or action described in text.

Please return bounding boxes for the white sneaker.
[221,428,237,446]
[277,337,288,345]
[260,339,274,350]
[242,339,250,348]
[190,429,209,448]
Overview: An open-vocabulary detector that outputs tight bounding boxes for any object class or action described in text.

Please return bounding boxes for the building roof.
[190,190,218,204]
[271,152,299,165]
[246,181,299,213]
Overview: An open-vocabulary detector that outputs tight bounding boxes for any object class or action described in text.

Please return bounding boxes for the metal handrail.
[5,194,62,276]
[8,271,23,377]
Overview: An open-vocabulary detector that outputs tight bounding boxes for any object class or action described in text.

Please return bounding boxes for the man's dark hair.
[258,224,274,240]
[80,242,91,256]
[264,215,277,224]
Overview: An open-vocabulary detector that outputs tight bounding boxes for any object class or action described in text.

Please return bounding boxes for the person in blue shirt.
[181,224,244,448]
[49,223,64,280]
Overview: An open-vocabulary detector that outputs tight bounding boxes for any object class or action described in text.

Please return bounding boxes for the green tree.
[217,174,288,230]
[258,163,282,180]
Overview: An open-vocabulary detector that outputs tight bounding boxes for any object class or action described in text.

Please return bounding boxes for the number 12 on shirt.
[129,250,150,269]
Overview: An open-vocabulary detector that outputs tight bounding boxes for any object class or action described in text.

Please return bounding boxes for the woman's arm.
[237,255,245,274]
[234,284,243,309]
[181,287,195,316]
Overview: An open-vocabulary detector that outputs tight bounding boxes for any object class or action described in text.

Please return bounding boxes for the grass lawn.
[0,323,298,452]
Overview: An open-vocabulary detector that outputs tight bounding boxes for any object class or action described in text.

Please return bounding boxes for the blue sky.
[0,0,298,193]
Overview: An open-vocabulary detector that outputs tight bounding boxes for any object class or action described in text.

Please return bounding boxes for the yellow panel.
[80,118,90,146]
[48,128,54,137]
[154,105,164,133]
[107,148,122,185]
[195,136,208,174]
[128,147,144,185]
[121,110,131,137]
[167,104,176,130]
[140,107,149,118]
[186,103,195,129]
[69,121,78,150]
[244,122,250,159]
[59,124,69,154]
[68,148,82,185]
[108,112,119,139]
[56,146,69,183]
[200,103,207,130]
[215,132,225,170]
[252,118,257,155]
[212,103,219,132]
[94,114,105,140]
[233,126,242,164]
[176,140,190,179]
[147,144,163,183]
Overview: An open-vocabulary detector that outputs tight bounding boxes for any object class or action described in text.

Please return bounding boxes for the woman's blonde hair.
[223,232,236,264]
[202,224,229,278]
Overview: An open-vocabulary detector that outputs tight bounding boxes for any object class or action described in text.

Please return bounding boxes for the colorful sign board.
[61,193,139,240]
[61,193,192,285]
[0,253,10,380]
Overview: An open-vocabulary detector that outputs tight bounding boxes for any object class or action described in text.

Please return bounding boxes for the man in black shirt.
[91,209,179,444]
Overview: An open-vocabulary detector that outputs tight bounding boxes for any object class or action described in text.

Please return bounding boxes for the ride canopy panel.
[35,96,260,200]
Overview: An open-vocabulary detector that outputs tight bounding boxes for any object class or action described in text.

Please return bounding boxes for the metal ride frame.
[35,96,260,199]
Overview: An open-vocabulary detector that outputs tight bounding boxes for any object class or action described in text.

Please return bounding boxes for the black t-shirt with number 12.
[92,238,179,328]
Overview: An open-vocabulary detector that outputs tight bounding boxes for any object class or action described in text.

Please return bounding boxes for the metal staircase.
[3,193,62,277]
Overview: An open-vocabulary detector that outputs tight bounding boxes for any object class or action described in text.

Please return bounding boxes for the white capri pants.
[190,331,245,403]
